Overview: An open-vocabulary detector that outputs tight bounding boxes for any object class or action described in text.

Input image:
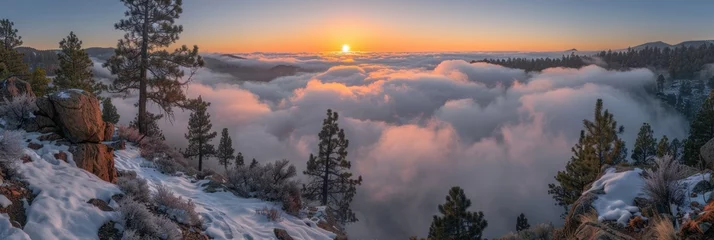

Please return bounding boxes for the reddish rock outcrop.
[0,76,35,100]
[48,90,106,143]
[69,143,116,183]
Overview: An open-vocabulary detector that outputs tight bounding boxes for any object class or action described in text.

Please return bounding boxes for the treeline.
[477,44,714,79]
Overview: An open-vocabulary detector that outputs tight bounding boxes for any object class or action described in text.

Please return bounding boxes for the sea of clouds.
[94,51,688,239]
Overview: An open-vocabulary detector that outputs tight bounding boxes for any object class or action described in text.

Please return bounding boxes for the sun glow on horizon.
[342,44,351,53]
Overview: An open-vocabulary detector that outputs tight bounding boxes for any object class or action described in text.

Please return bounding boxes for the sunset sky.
[3,0,714,52]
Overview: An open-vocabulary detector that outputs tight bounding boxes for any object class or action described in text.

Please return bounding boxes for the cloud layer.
[102,52,687,239]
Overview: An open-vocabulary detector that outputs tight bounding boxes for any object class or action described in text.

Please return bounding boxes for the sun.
[342,44,350,53]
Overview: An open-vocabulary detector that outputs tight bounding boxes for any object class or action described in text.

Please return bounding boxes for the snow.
[674,173,712,220]
[0,214,30,240]
[0,195,10,208]
[56,91,70,99]
[586,168,646,226]
[115,145,336,240]
[16,133,122,240]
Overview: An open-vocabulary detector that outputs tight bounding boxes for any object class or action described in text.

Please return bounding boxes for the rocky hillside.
[0,79,339,239]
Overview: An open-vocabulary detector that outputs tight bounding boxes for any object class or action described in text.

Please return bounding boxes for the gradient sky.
[2,0,714,52]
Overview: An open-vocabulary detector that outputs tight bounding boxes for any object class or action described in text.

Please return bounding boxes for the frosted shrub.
[119,198,182,240]
[116,171,151,202]
[154,185,201,226]
[256,206,282,222]
[495,223,554,240]
[0,130,24,176]
[122,230,159,240]
[117,125,142,143]
[644,155,688,214]
[226,159,299,202]
[0,94,38,130]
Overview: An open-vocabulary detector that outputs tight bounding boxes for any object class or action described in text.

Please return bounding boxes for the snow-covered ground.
[114,145,336,240]
[674,173,713,220]
[586,168,647,226]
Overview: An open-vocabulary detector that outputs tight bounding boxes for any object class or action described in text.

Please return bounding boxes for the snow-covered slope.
[114,145,336,240]
[586,168,646,226]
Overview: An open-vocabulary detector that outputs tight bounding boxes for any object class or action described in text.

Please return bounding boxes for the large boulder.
[48,90,106,143]
[701,137,714,169]
[0,76,35,100]
[575,222,635,240]
[69,143,116,183]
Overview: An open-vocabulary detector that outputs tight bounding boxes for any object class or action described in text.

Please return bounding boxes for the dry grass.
[256,206,282,222]
[628,215,646,231]
[578,208,599,225]
[652,215,678,240]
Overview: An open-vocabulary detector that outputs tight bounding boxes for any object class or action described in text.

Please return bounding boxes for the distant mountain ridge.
[627,40,714,51]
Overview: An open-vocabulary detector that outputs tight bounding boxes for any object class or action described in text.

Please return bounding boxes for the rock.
[20,155,31,163]
[693,180,713,194]
[110,140,126,150]
[27,142,43,150]
[103,122,115,141]
[273,228,294,240]
[98,221,120,240]
[69,143,116,183]
[692,192,699,198]
[48,90,106,143]
[575,222,636,240]
[38,133,63,141]
[0,76,35,100]
[87,199,114,212]
[53,151,68,163]
[701,138,714,169]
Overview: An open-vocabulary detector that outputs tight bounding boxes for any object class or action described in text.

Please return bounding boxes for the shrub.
[281,182,302,217]
[117,125,143,143]
[226,159,299,202]
[643,155,688,215]
[0,94,38,130]
[122,230,159,240]
[495,223,554,240]
[154,184,201,226]
[256,206,282,222]
[138,136,194,175]
[118,198,182,240]
[116,171,151,203]
[652,215,677,240]
[0,130,24,177]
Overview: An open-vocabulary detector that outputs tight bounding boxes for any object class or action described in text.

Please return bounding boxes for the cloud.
[99,55,688,239]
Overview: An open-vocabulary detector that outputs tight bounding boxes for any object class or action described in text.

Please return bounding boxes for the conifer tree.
[657,135,670,158]
[0,19,28,77]
[632,122,657,166]
[29,68,51,96]
[303,109,363,227]
[671,138,682,161]
[54,32,101,95]
[235,152,244,166]
[104,0,204,135]
[548,99,625,212]
[657,74,665,92]
[428,186,488,240]
[101,98,120,124]
[183,96,216,171]
[249,158,258,169]
[683,93,714,167]
[216,128,235,170]
[0,19,22,50]
[516,213,530,232]
[130,112,164,140]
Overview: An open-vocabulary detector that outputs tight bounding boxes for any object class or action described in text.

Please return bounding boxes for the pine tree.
[130,112,164,140]
[671,138,682,162]
[0,19,28,77]
[104,0,204,135]
[29,68,51,96]
[657,74,665,92]
[101,98,120,124]
[249,158,258,169]
[516,213,530,232]
[183,96,217,171]
[683,93,714,167]
[657,135,670,158]
[427,186,488,240]
[235,152,245,167]
[548,99,624,212]
[632,122,657,166]
[216,128,235,170]
[54,31,101,95]
[0,19,22,50]
[303,109,363,227]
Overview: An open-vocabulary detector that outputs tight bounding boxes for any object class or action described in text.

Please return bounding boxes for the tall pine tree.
[235,152,244,167]
[101,98,120,124]
[657,135,670,158]
[516,213,530,232]
[29,68,51,96]
[428,186,488,240]
[671,138,682,162]
[683,93,714,167]
[130,111,164,140]
[0,19,22,50]
[632,122,657,166]
[216,128,235,170]
[183,96,216,171]
[0,19,29,77]
[54,31,101,95]
[548,99,625,212]
[104,0,204,135]
[303,109,363,227]
[249,158,258,169]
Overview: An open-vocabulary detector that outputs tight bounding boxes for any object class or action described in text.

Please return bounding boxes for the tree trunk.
[198,141,203,171]
[138,0,149,135]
